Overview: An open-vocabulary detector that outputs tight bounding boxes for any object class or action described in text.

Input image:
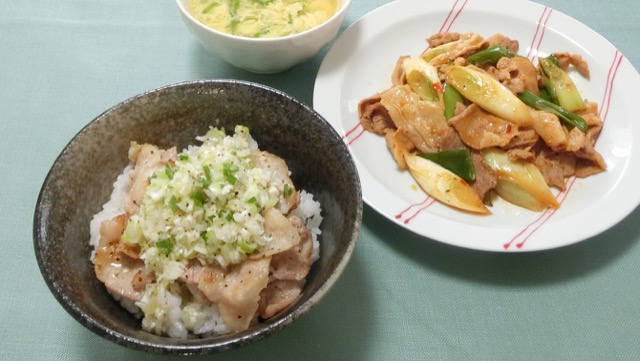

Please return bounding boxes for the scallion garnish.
[203,165,212,185]
[169,195,180,213]
[165,163,175,180]
[156,238,174,255]
[202,0,220,14]
[238,240,257,253]
[223,163,238,185]
[190,190,206,208]
[283,184,292,198]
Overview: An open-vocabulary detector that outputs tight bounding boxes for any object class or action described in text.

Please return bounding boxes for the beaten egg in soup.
[189,0,338,38]
[189,0,339,38]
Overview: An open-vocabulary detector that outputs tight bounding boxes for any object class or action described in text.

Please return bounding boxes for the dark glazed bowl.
[33,80,362,355]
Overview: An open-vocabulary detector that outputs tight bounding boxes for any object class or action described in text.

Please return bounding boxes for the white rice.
[290,190,322,262]
[89,165,132,260]
[89,143,322,338]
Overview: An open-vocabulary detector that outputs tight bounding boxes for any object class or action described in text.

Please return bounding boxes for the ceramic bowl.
[175,0,351,73]
[33,80,362,355]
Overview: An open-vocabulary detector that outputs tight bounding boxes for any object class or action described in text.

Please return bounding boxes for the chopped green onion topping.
[283,184,293,198]
[156,238,174,256]
[200,230,214,244]
[165,163,175,180]
[223,163,239,185]
[203,165,212,185]
[190,190,206,208]
[247,196,261,209]
[238,240,257,253]
[168,195,180,213]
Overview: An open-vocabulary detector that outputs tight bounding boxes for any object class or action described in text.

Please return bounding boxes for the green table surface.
[2,0,640,360]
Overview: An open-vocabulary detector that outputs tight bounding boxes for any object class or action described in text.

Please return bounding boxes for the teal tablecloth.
[2,0,639,360]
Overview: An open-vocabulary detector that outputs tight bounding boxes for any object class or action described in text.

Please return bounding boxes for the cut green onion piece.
[466,45,516,66]
[539,56,586,112]
[156,238,174,256]
[418,148,475,183]
[190,190,206,208]
[200,230,214,244]
[223,163,238,185]
[165,163,175,180]
[238,240,257,254]
[202,0,220,14]
[168,195,180,213]
[202,165,212,186]
[518,90,588,132]
[283,184,293,198]
[443,82,464,120]
[446,65,532,125]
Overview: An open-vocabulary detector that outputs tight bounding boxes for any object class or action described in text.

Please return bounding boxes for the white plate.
[313,0,640,251]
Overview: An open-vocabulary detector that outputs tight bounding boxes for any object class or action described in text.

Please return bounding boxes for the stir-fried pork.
[491,56,540,94]
[427,32,485,66]
[449,104,519,149]
[358,94,395,134]
[484,33,519,53]
[357,31,606,211]
[554,52,590,79]
[379,85,455,153]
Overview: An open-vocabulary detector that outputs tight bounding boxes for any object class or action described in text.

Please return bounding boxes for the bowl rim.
[33,79,363,355]
[175,0,352,43]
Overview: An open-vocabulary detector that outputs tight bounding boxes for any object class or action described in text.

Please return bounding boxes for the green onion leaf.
[518,90,589,132]
[203,165,212,185]
[200,230,214,244]
[283,184,293,198]
[165,163,175,180]
[238,240,257,254]
[466,45,516,66]
[156,238,174,256]
[169,195,180,213]
[202,0,220,14]
[443,82,464,120]
[190,190,206,208]
[247,196,261,211]
[418,148,476,183]
[229,0,240,17]
[223,163,238,185]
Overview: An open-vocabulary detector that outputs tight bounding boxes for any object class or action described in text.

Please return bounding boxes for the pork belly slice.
[94,214,153,303]
[449,103,519,150]
[358,94,395,135]
[252,151,300,215]
[125,143,177,216]
[379,85,454,154]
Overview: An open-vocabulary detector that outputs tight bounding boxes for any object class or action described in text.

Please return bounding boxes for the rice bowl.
[33,80,362,354]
